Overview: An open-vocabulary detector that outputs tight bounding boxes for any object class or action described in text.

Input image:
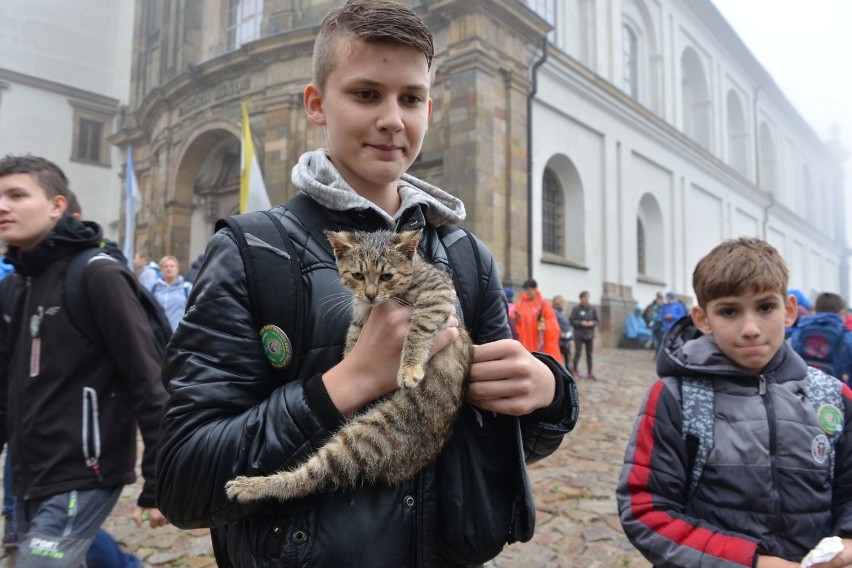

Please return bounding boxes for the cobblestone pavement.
[1,346,656,567]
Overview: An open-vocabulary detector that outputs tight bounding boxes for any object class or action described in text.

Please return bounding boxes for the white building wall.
[529,0,845,312]
[0,0,134,240]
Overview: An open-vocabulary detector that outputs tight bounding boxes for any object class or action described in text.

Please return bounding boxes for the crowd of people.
[0,1,851,567]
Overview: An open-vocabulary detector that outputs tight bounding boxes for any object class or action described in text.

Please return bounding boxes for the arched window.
[622,24,638,98]
[542,168,564,256]
[758,122,777,195]
[637,193,664,280]
[681,47,711,150]
[802,165,814,223]
[621,0,662,113]
[726,90,748,177]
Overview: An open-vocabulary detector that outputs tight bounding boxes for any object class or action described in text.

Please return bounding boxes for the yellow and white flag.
[240,102,272,213]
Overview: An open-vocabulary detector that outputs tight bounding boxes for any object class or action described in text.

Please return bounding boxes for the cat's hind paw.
[225,476,267,503]
[398,364,425,389]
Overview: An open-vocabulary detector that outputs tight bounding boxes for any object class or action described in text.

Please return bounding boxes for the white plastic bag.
[801,536,843,567]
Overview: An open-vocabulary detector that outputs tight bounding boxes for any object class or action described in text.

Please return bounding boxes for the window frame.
[227,0,264,50]
[542,167,565,256]
[69,101,113,167]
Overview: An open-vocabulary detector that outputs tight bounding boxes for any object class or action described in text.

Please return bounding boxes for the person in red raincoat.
[511,279,562,361]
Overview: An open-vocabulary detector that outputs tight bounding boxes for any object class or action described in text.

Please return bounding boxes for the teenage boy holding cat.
[616,238,852,567]
[155,1,578,566]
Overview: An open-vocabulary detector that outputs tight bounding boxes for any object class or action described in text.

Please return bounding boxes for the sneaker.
[3,516,16,549]
[587,372,597,380]
[571,368,580,378]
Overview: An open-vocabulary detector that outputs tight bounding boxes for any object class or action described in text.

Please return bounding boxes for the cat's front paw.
[225,476,266,503]
[398,364,425,389]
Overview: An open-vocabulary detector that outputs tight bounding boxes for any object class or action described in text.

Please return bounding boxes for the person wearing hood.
[511,279,562,360]
[155,2,578,566]
[0,155,169,565]
[786,288,812,336]
[623,303,651,347]
[617,237,852,566]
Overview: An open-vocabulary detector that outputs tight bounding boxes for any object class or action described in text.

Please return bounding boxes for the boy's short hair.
[814,292,846,315]
[522,279,537,290]
[0,154,70,200]
[312,0,434,90]
[693,237,789,308]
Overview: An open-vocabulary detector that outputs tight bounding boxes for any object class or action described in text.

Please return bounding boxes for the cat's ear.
[397,229,422,260]
[325,230,353,258]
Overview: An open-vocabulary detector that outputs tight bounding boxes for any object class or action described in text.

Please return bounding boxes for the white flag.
[240,103,272,213]
[123,146,142,268]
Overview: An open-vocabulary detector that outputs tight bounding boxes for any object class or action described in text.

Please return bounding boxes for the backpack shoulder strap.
[65,248,113,347]
[680,376,715,499]
[436,224,483,333]
[0,272,20,350]
[215,205,306,382]
[804,367,845,482]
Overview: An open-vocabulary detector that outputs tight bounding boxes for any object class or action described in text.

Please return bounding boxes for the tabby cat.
[225,228,473,503]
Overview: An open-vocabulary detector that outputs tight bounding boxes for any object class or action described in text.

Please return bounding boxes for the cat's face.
[325,230,421,305]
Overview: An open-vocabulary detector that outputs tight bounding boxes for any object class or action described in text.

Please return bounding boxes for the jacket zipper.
[19,277,33,499]
[82,387,103,481]
[759,374,784,555]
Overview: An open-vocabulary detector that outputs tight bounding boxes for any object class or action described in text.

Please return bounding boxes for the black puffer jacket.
[0,216,166,507]
[156,200,577,567]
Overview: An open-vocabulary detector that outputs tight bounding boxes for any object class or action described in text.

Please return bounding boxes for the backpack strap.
[680,376,715,499]
[681,370,846,500]
[436,224,483,332]
[215,206,307,382]
[803,367,845,483]
[0,272,20,350]
[65,248,114,348]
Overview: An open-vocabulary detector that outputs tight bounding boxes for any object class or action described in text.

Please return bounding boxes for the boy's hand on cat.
[322,302,460,415]
[466,339,556,416]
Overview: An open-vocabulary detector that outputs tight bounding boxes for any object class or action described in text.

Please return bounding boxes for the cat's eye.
[380,274,394,282]
[351,272,364,281]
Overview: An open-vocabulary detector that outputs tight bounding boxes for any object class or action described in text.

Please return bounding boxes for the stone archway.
[172,125,241,262]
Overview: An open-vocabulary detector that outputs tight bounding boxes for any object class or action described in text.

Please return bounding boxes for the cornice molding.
[0,67,120,109]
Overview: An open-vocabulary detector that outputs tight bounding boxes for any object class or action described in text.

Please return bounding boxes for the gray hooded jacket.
[616,316,852,566]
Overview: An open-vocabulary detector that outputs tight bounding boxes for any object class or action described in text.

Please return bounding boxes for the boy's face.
[0,173,66,250]
[304,37,432,200]
[691,290,797,375]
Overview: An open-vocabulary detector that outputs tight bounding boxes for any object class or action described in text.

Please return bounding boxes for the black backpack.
[0,242,172,360]
[65,245,173,360]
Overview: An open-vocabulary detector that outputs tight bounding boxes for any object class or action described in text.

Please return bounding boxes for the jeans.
[14,487,121,567]
[3,450,13,519]
[86,528,141,568]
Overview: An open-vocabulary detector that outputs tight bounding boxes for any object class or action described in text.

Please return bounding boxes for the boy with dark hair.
[0,155,168,565]
[617,237,852,567]
[155,1,578,566]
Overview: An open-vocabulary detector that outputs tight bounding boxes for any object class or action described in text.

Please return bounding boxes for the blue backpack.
[790,315,852,383]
